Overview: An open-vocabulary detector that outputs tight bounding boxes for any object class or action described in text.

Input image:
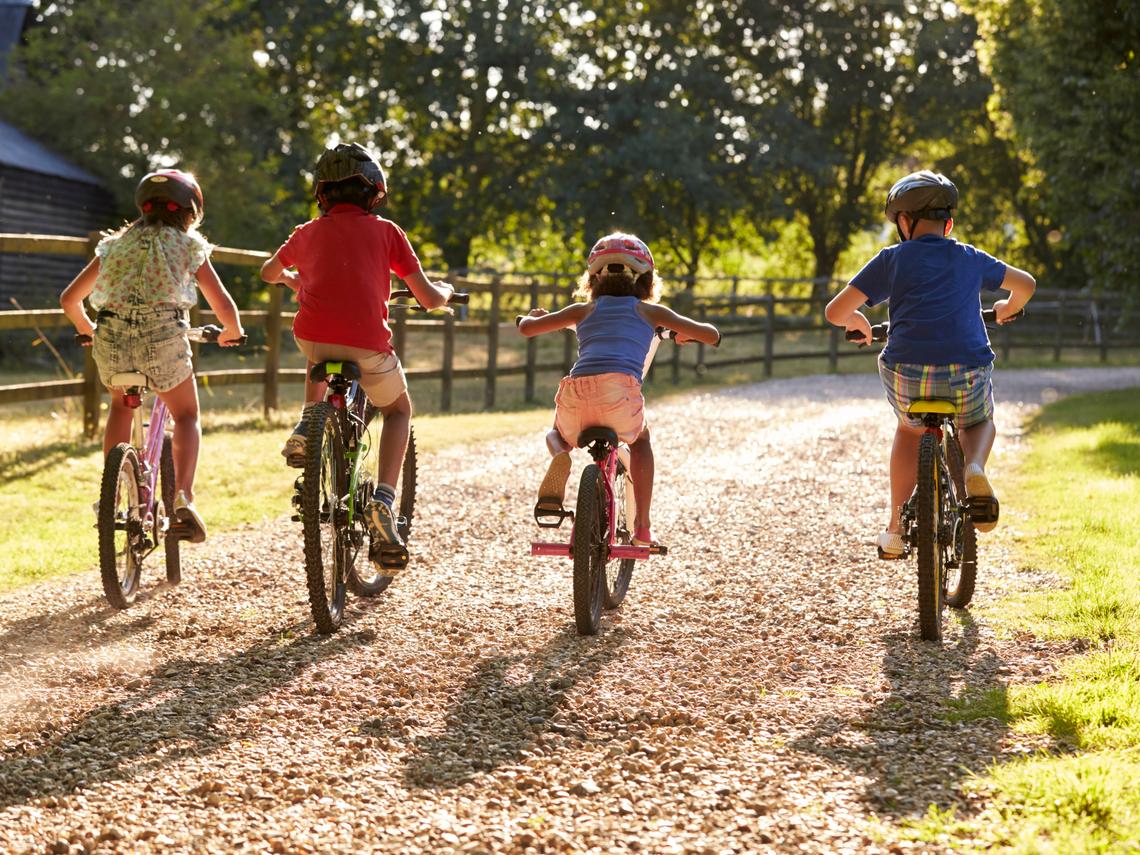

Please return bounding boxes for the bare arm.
[402,269,454,311]
[517,302,592,336]
[637,302,720,346]
[196,260,245,346]
[994,264,1035,323]
[60,257,100,337]
[260,250,300,291]
[824,284,873,344]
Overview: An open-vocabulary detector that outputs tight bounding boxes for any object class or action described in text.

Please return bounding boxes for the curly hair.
[574,269,662,303]
[107,199,202,240]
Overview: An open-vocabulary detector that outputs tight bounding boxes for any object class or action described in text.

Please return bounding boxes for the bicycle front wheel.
[573,463,607,635]
[161,433,181,585]
[915,433,944,641]
[99,443,144,609]
[302,404,348,634]
[945,435,977,608]
[604,455,636,610]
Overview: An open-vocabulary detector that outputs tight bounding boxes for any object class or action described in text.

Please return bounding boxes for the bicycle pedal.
[877,546,906,561]
[371,543,409,571]
[290,514,301,523]
[167,523,193,541]
[648,543,668,556]
[286,454,305,469]
[534,504,573,529]
[967,495,999,524]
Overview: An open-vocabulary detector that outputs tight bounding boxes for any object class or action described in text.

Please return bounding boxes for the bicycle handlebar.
[74,325,248,346]
[389,289,469,312]
[655,326,722,348]
[845,307,1024,347]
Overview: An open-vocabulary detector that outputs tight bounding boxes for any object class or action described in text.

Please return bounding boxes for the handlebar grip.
[191,325,248,345]
[75,333,93,346]
[983,307,1024,323]
[448,292,470,305]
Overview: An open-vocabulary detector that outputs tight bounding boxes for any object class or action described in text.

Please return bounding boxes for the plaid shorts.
[878,355,994,428]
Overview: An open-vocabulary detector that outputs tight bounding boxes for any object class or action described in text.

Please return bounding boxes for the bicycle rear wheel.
[302,404,348,634]
[915,433,944,641]
[573,463,607,635]
[604,455,636,609]
[99,443,144,609]
[945,435,977,608]
[160,433,181,585]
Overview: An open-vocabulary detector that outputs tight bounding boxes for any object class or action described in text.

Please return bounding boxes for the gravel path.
[1,367,1137,855]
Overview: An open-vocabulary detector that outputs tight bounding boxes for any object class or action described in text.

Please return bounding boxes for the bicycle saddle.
[577,426,619,448]
[907,400,957,414]
[108,372,150,389]
[309,361,362,383]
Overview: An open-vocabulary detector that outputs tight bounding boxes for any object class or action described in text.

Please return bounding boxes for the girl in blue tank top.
[517,233,720,546]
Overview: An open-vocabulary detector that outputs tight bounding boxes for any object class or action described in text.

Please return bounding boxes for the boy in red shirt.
[261,143,453,552]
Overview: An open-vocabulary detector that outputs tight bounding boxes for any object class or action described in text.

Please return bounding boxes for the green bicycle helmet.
[312,143,387,197]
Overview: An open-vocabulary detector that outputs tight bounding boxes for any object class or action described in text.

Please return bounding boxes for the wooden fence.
[2,232,1137,438]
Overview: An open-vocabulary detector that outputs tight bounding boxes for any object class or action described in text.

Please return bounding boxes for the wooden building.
[0,119,116,308]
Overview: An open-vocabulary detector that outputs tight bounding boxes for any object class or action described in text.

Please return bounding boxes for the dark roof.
[0,119,104,185]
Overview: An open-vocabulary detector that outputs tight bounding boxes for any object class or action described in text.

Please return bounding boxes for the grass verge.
[909,386,1140,853]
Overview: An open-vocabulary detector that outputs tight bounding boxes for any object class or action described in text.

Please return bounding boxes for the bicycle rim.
[160,433,181,585]
[303,405,347,634]
[915,433,944,641]
[572,464,606,635]
[945,434,977,608]
[99,444,143,609]
[604,456,635,610]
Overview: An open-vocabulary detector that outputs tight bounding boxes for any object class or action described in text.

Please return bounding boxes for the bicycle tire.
[98,443,144,609]
[160,433,181,586]
[945,435,977,608]
[604,456,635,610]
[915,433,944,641]
[348,425,416,597]
[302,404,348,634]
[573,463,607,635]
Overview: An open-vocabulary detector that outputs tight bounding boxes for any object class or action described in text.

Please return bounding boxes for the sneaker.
[964,463,999,533]
[92,499,100,529]
[365,491,403,546]
[281,419,307,461]
[877,531,905,555]
[174,490,207,543]
[632,526,655,547]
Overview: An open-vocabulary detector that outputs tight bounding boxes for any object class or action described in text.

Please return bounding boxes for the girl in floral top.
[61,170,244,542]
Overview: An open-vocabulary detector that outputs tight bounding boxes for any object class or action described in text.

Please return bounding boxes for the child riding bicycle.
[60,170,245,543]
[824,170,1035,555]
[517,233,720,546]
[259,143,453,557]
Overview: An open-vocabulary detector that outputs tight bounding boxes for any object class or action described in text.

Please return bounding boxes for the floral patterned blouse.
[90,225,212,310]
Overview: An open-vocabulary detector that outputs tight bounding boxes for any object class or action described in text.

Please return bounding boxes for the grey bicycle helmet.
[312,143,387,197]
[135,170,204,215]
[885,170,957,240]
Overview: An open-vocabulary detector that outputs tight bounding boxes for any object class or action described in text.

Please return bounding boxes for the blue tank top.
[570,295,656,381]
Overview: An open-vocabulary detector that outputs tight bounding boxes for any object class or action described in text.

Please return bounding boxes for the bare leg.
[960,418,996,470]
[546,428,572,456]
[155,374,201,501]
[103,388,135,458]
[376,392,411,488]
[629,424,653,531]
[887,421,926,534]
[303,362,327,404]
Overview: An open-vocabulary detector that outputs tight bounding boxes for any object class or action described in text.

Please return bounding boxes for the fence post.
[764,292,775,378]
[525,277,539,402]
[562,280,575,376]
[391,296,407,363]
[1053,292,1066,362]
[189,302,201,373]
[828,324,839,372]
[1098,299,1109,362]
[263,284,283,416]
[83,231,102,438]
[441,309,455,412]
[730,277,739,317]
[485,275,501,409]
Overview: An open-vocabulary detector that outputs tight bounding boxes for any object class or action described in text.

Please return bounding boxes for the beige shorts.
[554,372,646,448]
[295,338,407,408]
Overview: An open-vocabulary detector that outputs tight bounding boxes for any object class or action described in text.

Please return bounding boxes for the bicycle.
[530,327,712,635]
[291,288,469,634]
[846,307,1020,641]
[76,325,246,609]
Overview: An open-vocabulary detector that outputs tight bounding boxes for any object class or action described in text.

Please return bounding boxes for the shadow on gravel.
[397,628,628,791]
[0,628,373,809]
[0,596,159,671]
[791,611,1015,820]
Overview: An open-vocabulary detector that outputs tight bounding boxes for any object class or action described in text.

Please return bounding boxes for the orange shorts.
[554,372,646,448]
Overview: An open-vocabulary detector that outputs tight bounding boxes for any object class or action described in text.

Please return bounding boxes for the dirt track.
[1,367,1137,855]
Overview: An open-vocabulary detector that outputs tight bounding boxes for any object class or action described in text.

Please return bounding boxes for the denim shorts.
[554,372,646,447]
[879,354,994,429]
[93,306,193,392]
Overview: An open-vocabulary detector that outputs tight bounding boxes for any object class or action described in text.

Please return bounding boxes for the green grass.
[908,387,1140,854]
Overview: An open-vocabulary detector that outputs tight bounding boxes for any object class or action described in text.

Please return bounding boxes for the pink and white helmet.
[587,233,654,278]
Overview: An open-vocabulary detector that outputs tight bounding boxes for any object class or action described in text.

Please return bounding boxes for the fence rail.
[2,232,1137,437]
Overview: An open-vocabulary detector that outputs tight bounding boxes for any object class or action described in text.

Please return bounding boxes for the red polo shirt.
[277,205,422,353]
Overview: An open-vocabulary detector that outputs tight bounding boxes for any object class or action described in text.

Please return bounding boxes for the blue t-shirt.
[849,234,1007,366]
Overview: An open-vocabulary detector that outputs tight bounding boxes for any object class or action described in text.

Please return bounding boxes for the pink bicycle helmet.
[587,233,654,278]
[135,170,204,215]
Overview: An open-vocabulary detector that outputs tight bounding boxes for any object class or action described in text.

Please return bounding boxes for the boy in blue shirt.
[826,171,1035,555]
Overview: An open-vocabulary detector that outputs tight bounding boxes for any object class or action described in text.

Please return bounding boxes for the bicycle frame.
[896,411,968,568]
[116,386,168,534]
